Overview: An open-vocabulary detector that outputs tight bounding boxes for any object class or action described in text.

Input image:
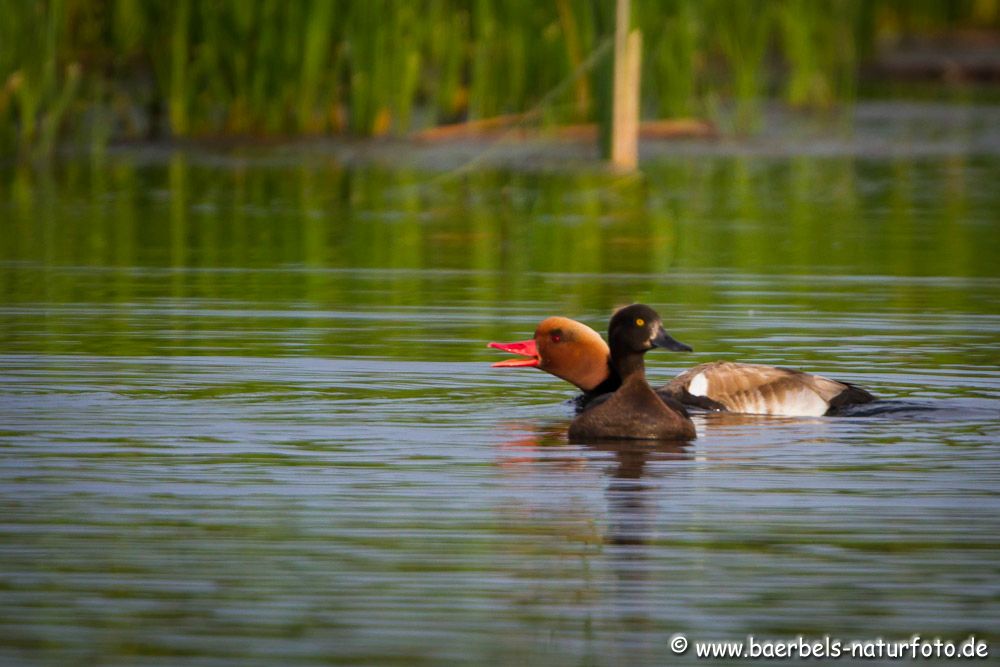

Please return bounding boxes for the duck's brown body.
[567,305,697,441]
[569,374,697,441]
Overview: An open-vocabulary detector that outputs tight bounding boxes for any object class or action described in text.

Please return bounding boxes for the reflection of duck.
[493,420,692,550]
[493,420,692,477]
[490,310,875,417]
[567,305,698,441]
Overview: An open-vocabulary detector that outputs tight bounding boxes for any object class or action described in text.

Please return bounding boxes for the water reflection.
[494,422,704,653]
[598,442,690,549]
[3,146,999,283]
[496,421,693,547]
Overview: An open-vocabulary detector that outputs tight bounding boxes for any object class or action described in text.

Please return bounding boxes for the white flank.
[688,372,709,397]
[773,389,828,417]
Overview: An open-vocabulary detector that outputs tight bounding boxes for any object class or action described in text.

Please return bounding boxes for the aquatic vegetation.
[0,0,997,157]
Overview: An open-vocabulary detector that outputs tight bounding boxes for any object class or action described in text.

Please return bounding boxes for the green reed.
[1,0,998,157]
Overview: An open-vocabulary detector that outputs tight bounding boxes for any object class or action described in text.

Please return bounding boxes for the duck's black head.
[608,305,691,376]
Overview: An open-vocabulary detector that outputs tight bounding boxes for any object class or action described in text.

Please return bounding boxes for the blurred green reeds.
[1,0,998,157]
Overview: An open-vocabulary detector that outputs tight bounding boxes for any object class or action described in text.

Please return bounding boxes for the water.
[2,105,1000,665]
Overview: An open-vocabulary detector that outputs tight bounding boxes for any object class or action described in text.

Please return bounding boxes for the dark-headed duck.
[566,305,697,441]
[490,313,874,417]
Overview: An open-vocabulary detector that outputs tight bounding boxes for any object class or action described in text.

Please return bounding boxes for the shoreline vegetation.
[1,0,999,160]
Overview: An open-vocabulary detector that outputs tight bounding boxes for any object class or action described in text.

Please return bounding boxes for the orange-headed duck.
[489,316,620,400]
[565,304,697,441]
[489,312,874,417]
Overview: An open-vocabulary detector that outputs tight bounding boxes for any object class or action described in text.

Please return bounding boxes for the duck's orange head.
[488,316,611,391]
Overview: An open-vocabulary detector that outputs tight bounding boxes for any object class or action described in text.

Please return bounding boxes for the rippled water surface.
[2,110,1000,664]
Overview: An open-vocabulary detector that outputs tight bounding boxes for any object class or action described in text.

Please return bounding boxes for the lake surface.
[1,104,999,665]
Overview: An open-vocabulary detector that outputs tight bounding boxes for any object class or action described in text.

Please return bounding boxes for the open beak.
[651,327,693,352]
[488,339,540,367]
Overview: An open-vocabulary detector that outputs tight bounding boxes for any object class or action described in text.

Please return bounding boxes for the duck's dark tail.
[826,382,876,414]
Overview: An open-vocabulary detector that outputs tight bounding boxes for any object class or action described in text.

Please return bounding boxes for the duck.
[489,312,875,417]
[566,304,697,441]
[489,316,620,400]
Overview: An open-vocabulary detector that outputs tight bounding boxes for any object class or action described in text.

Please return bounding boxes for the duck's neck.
[577,356,640,410]
[611,349,647,382]
[582,375,616,398]
[589,353,643,392]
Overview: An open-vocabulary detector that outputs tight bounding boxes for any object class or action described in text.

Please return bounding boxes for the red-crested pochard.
[566,304,697,441]
[489,311,875,417]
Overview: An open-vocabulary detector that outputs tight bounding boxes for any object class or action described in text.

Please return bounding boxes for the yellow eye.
[635,318,645,327]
